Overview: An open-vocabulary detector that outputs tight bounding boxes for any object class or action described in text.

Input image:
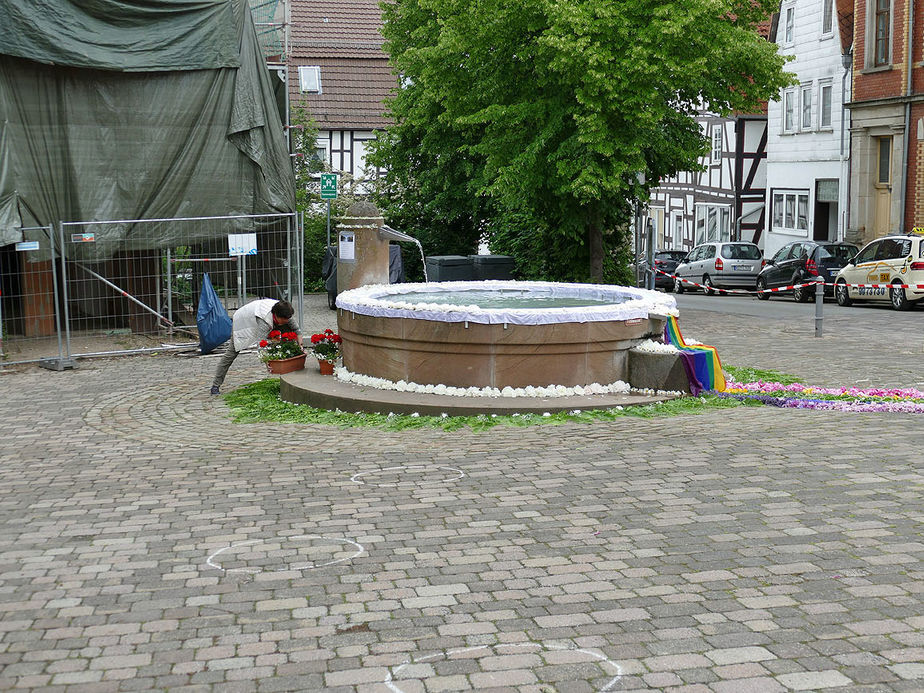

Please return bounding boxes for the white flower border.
[335,280,678,326]
[334,366,682,399]
[632,339,679,354]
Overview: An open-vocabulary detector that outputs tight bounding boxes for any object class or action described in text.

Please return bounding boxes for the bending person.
[210,299,300,395]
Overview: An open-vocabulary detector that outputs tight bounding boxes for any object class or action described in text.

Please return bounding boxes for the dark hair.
[271,300,294,320]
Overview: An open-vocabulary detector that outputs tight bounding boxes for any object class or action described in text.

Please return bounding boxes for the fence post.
[39,223,77,371]
[166,248,173,335]
[814,276,824,338]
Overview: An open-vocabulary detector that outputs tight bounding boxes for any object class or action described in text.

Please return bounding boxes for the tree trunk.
[588,223,604,282]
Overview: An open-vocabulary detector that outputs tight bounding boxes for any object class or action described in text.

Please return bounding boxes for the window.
[874,0,891,66]
[298,66,322,93]
[820,83,833,128]
[783,89,796,132]
[822,0,834,34]
[772,190,811,234]
[672,212,683,249]
[711,127,723,164]
[877,239,911,260]
[855,241,880,263]
[312,138,329,168]
[721,244,761,260]
[694,205,730,245]
[801,85,813,130]
[773,194,784,227]
[770,244,791,263]
[797,195,809,230]
[878,137,892,183]
[785,6,794,44]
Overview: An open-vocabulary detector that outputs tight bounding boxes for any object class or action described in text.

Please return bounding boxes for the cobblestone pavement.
[1,295,922,692]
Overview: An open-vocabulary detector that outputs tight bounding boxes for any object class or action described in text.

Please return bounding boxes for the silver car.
[673,242,764,294]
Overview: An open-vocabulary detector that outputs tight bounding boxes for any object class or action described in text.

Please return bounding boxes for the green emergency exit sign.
[320,173,338,199]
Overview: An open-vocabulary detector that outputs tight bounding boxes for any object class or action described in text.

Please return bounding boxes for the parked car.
[673,242,763,294]
[637,250,689,290]
[834,233,924,310]
[756,241,859,302]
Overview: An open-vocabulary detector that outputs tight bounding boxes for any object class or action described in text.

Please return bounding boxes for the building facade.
[845,0,924,243]
[764,0,852,260]
[288,0,393,181]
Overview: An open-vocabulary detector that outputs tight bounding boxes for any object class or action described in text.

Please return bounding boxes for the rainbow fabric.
[663,315,726,393]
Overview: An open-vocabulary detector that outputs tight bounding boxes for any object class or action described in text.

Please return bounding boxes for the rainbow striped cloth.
[663,315,726,394]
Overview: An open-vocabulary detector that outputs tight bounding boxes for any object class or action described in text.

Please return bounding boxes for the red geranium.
[308,330,342,362]
[258,330,304,363]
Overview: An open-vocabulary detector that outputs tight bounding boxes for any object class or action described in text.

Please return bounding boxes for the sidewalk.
[0,294,921,692]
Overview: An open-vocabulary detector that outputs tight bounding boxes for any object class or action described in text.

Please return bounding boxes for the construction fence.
[0,213,303,367]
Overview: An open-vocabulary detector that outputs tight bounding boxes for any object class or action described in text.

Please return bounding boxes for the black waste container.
[469,254,516,280]
[424,255,474,282]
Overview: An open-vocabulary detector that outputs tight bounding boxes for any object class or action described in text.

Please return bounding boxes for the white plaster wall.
[765,0,849,255]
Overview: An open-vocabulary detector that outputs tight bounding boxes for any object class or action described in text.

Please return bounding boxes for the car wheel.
[756,277,770,300]
[792,278,810,303]
[703,276,715,296]
[890,282,912,311]
[835,280,852,307]
[674,277,684,294]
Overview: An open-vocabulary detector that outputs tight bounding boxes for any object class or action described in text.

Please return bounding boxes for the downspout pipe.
[899,0,914,231]
[841,50,852,242]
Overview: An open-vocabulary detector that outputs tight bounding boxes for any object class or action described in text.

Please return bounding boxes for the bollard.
[814,276,824,338]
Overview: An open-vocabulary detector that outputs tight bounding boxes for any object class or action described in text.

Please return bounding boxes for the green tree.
[371,0,793,281]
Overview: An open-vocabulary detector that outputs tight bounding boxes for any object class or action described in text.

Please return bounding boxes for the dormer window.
[298,66,322,93]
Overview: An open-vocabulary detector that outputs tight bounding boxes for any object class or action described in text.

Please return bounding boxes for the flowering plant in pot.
[309,329,342,364]
[258,330,306,373]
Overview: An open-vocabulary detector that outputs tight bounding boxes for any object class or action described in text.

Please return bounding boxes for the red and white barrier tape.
[652,268,924,295]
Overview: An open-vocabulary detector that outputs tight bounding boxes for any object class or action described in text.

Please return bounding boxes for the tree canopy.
[369,0,793,281]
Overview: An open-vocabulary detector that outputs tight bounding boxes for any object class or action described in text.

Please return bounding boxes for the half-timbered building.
[644,112,769,254]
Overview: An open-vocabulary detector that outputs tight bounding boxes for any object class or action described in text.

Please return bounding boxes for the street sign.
[320,173,338,199]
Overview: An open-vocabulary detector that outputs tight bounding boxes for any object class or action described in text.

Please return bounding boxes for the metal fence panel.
[0,226,68,363]
[1,213,302,365]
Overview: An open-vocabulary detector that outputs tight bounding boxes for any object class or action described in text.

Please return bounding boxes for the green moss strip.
[222,376,770,432]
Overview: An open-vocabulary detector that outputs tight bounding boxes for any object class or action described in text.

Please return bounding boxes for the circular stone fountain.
[334,280,676,389]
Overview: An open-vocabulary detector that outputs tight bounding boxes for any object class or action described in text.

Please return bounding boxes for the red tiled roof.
[289,0,385,59]
[288,1,392,129]
[290,58,396,129]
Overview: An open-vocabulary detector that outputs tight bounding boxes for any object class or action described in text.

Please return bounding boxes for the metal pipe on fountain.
[378,224,428,282]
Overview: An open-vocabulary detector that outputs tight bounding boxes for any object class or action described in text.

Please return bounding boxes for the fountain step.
[279,368,679,416]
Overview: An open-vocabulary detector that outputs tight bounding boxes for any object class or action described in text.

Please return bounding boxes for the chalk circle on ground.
[384,641,623,693]
[350,465,465,486]
[205,535,364,574]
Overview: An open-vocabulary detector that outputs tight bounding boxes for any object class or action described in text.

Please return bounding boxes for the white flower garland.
[334,366,633,398]
[631,339,679,354]
[335,280,679,325]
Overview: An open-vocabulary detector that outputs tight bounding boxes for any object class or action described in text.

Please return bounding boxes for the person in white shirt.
[210,299,300,395]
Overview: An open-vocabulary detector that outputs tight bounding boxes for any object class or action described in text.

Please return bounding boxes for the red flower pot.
[265,354,307,374]
[317,358,335,375]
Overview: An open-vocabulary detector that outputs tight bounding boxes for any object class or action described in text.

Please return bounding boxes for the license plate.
[734,264,750,271]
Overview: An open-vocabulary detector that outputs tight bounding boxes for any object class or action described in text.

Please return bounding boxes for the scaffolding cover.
[0,1,240,72]
[0,0,295,254]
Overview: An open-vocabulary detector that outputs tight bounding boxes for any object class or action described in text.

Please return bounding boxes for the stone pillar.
[336,201,387,295]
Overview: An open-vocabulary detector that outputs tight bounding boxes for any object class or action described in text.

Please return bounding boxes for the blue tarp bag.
[197,273,232,354]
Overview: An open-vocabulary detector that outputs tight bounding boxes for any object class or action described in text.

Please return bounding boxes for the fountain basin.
[335,281,677,389]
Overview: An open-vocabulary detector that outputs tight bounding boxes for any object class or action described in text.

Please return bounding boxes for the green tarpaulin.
[0,0,240,72]
[0,0,295,256]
